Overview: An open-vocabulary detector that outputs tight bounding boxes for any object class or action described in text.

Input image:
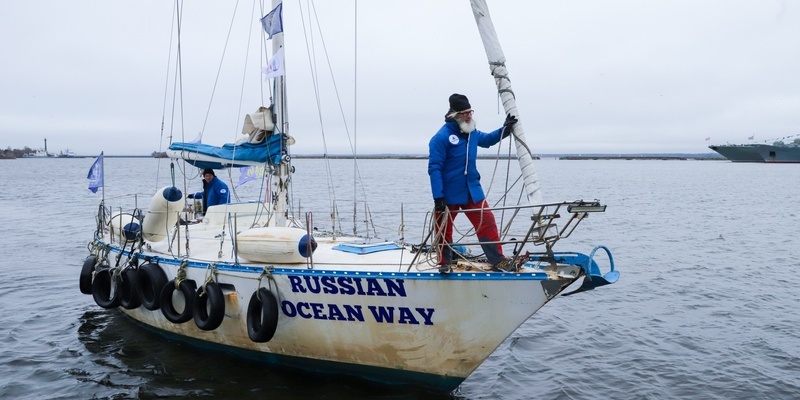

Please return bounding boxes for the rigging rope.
[156,0,179,190]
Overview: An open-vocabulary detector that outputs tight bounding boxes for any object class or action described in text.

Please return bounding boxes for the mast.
[469,0,543,205]
[271,0,289,227]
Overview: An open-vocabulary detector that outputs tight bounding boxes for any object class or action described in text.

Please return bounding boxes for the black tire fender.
[247,288,279,343]
[91,268,121,309]
[160,279,196,323]
[193,282,225,331]
[119,268,142,310]
[136,263,168,310]
[80,255,98,295]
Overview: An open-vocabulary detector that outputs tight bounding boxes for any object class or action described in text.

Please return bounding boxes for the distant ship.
[22,149,52,158]
[709,137,800,163]
[22,138,54,158]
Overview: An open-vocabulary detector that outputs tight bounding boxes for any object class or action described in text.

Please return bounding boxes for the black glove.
[434,198,447,212]
[187,194,194,199]
[502,113,518,138]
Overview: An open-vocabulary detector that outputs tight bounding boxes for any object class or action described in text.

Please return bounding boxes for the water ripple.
[2,159,800,399]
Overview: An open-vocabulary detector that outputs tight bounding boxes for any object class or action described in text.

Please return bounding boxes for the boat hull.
[753,144,800,163]
[709,144,800,163]
[708,144,765,162]
[100,246,576,391]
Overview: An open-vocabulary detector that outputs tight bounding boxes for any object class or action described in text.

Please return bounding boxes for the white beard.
[457,118,476,134]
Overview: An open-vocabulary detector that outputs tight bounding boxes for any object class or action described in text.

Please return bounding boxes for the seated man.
[188,168,230,216]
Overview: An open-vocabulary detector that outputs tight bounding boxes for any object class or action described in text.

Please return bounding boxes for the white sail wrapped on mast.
[470,0,543,206]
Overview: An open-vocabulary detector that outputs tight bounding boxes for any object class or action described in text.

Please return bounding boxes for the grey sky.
[2,0,798,156]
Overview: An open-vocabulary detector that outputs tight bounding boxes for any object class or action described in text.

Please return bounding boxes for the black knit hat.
[448,93,471,112]
[202,168,215,176]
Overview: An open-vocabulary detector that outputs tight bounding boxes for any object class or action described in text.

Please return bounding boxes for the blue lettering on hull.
[288,275,407,297]
[282,275,435,325]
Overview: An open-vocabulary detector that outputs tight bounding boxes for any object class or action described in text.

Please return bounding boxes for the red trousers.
[434,198,503,265]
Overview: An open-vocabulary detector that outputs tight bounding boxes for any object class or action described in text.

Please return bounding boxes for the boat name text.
[281,275,435,325]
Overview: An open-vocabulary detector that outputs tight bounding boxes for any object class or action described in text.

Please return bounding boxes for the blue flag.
[87,152,104,193]
[261,3,283,39]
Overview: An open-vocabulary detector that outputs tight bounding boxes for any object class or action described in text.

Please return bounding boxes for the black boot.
[438,246,453,273]
[479,237,505,266]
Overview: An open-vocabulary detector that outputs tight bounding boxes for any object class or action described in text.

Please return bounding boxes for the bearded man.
[427,93,518,273]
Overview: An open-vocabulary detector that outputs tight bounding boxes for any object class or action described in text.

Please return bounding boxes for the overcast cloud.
[1,0,798,156]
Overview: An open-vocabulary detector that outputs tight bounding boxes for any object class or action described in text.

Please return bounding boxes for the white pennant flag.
[262,47,285,81]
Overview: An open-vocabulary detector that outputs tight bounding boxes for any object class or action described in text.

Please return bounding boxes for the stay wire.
[156,0,178,189]
[297,0,340,233]
[308,0,376,238]
[200,0,243,137]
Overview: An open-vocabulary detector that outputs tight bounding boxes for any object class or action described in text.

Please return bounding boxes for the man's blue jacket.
[428,120,503,205]
[194,177,230,208]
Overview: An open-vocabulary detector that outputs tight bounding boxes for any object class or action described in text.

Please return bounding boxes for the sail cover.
[167,133,286,169]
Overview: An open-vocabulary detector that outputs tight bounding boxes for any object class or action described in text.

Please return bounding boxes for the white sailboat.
[80,0,618,392]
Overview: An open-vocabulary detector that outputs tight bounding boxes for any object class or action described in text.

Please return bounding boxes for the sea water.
[0,157,798,399]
